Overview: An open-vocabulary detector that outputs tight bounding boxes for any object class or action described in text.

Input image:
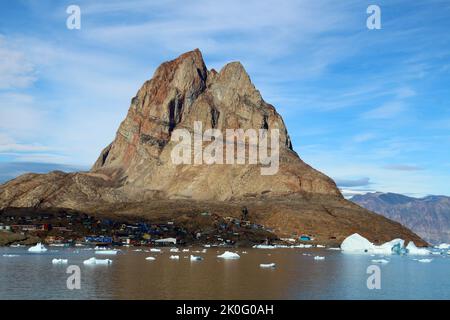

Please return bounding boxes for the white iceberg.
[95,250,119,255]
[341,234,375,253]
[190,255,203,261]
[83,257,112,265]
[259,263,276,268]
[406,241,430,255]
[28,243,48,253]
[217,251,240,259]
[341,233,411,255]
[417,258,432,263]
[150,248,161,252]
[314,256,325,260]
[371,259,389,264]
[169,255,180,260]
[316,245,325,248]
[145,256,156,261]
[52,258,68,264]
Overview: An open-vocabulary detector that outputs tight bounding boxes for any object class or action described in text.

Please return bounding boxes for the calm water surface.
[1,247,449,299]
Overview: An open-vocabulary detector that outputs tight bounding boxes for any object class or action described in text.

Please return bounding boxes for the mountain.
[351,192,450,244]
[0,49,426,246]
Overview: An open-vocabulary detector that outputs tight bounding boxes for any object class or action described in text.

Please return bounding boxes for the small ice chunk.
[182,249,190,252]
[217,251,240,259]
[328,248,341,251]
[95,250,119,255]
[316,245,325,248]
[169,255,180,260]
[2,254,19,257]
[418,258,432,263]
[190,255,203,261]
[28,243,48,253]
[371,259,389,264]
[260,263,276,268]
[83,257,112,265]
[145,256,156,261]
[406,241,430,255]
[314,256,325,260]
[52,258,68,264]
[170,248,179,252]
[150,248,161,252]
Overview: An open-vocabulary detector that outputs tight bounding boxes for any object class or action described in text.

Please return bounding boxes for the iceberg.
[83,257,112,265]
[217,251,240,259]
[52,258,68,264]
[341,233,375,253]
[316,245,325,248]
[406,241,430,255]
[259,263,276,268]
[314,256,325,260]
[28,243,48,253]
[150,248,161,252]
[417,258,432,263]
[145,256,156,261]
[95,250,119,255]
[190,255,203,261]
[341,233,417,255]
[169,255,180,260]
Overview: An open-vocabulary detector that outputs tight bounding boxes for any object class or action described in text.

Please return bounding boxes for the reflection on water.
[1,247,449,299]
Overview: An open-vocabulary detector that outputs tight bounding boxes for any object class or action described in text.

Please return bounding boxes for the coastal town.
[0,207,284,247]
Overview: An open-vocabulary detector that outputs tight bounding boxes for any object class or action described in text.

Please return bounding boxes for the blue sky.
[0,0,449,197]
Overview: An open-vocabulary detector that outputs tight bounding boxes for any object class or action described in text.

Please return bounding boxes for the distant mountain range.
[351,192,450,244]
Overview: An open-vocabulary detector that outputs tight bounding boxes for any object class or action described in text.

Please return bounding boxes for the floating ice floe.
[217,251,240,259]
[169,255,180,260]
[260,263,276,268]
[182,249,190,252]
[28,243,48,253]
[316,245,325,248]
[10,244,24,248]
[83,257,112,265]
[328,248,341,251]
[406,241,430,255]
[133,249,143,252]
[2,254,19,257]
[314,256,325,260]
[170,248,179,252]
[150,248,161,252]
[436,243,450,250]
[145,256,156,261]
[204,245,211,248]
[52,258,68,264]
[190,255,203,261]
[253,244,276,249]
[417,258,433,263]
[95,250,119,255]
[371,259,389,264]
[341,233,430,256]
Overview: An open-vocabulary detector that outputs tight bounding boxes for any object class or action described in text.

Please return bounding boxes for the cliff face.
[352,192,450,244]
[0,49,427,246]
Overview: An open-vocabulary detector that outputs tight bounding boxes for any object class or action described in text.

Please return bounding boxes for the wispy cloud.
[383,164,424,171]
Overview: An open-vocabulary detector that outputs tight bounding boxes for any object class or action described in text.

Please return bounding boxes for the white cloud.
[362,101,406,120]
[0,36,36,89]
